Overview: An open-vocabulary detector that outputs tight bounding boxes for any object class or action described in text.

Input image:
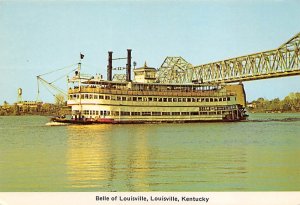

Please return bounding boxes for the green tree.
[55,94,66,107]
[3,101,9,107]
[269,98,281,111]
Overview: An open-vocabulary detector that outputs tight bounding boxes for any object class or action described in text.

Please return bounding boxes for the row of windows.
[78,110,230,117]
[69,94,232,103]
[199,106,235,111]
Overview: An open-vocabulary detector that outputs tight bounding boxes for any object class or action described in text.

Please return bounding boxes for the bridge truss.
[156,57,194,83]
[157,32,300,83]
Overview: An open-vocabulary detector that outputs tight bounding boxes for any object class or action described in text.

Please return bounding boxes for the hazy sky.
[0,0,299,103]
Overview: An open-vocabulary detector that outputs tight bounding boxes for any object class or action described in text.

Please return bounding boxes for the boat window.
[172,112,180,116]
[214,98,218,102]
[142,112,151,116]
[168,98,172,102]
[148,97,153,101]
[133,97,137,101]
[152,112,161,116]
[192,98,196,102]
[191,112,198,115]
[153,98,158,102]
[205,98,209,102]
[219,98,223,101]
[122,97,126,101]
[223,97,227,101]
[131,112,140,116]
[117,96,121,101]
[210,98,213,102]
[173,98,177,102]
[183,98,187,102]
[187,98,191,102]
[121,111,130,116]
[158,98,162,102]
[99,95,104,99]
[89,94,93,99]
[162,112,170,116]
[137,97,142,101]
[181,112,189,115]
[178,98,182,102]
[105,95,110,100]
[227,97,230,101]
[163,98,167,102]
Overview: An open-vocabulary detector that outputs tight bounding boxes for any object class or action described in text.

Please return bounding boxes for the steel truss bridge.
[157,32,300,83]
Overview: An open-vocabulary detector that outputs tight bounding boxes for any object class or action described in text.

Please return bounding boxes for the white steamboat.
[55,49,247,124]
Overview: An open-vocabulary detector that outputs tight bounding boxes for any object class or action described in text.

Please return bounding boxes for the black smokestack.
[107,51,113,81]
[126,49,132,82]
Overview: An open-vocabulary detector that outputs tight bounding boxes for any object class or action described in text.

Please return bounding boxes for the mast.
[78,53,84,119]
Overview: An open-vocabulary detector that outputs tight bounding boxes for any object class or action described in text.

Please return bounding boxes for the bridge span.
[157,32,300,84]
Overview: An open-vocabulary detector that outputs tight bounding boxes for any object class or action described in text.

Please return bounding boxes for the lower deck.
[71,105,244,123]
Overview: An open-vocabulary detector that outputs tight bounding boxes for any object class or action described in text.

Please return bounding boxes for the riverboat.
[53,49,247,124]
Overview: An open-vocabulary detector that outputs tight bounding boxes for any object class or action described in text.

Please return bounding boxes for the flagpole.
[78,53,84,120]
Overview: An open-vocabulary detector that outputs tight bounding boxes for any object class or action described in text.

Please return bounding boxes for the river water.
[0,113,299,191]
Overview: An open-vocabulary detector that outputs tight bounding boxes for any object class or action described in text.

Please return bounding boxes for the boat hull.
[51,116,247,125]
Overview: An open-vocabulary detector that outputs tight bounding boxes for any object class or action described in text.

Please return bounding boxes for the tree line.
[0,94,68,116]
[247,92,300,112]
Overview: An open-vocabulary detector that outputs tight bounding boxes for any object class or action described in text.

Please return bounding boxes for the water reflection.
[124,128,151,191]
[65,124,250,191]
[66,125,152,191]
[66,125,113,190]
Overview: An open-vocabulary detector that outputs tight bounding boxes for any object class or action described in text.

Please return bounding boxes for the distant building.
[16,101,43,112]
[247,102,257,108]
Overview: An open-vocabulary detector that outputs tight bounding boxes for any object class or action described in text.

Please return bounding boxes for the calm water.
[0,113,300,191]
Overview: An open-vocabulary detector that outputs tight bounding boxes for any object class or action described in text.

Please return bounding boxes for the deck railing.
[68,86,235,97]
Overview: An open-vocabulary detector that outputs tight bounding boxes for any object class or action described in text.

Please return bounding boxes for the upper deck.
[68,80,234,97]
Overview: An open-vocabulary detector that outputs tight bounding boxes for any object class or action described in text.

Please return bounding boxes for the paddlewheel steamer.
[55,49,247,124]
